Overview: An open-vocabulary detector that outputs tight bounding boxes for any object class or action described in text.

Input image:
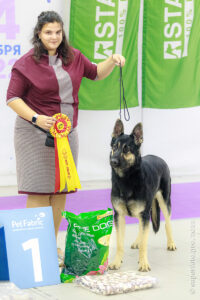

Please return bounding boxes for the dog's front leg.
[138,217,151,272]
[131,217,143,249]
[109,212,125,270]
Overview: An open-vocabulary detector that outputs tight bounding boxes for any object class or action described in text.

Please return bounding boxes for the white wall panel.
[0,0,199,186]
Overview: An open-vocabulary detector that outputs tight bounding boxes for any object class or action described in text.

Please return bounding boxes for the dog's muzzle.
[110,158,120,168]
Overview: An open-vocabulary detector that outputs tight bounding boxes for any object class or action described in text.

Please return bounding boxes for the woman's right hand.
[36,115,56,131]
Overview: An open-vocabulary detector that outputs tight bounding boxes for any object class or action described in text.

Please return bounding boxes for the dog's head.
[110,119,143,177]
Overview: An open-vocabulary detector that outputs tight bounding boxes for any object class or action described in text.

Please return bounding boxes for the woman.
[6,11,125,264]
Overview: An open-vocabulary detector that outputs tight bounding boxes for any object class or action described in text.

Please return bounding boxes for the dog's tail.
[151,198,160,233]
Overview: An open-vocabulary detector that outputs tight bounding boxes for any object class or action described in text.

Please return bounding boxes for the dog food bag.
[75,271,157,295]
[60,208,113,283]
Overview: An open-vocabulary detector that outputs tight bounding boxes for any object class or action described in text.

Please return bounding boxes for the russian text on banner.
[69,0,140,110]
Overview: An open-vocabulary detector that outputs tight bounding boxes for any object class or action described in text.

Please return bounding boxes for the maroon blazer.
[7,48,97,128]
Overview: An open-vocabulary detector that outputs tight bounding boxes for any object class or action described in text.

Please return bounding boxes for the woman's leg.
[27,194,65,265]
[50,194,66,239]
[26,194,51,208]
[27,194,66,239]
[50,194,66,265]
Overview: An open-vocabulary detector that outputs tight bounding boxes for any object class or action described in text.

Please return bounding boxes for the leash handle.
[119,65,130,121]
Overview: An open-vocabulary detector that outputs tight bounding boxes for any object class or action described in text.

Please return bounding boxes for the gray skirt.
[14,116,79,194]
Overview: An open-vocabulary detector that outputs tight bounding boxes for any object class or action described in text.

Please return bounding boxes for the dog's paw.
[109,257,122,270]
[138,259,151,272]
[167,241,177,251]
[131,241,140,249]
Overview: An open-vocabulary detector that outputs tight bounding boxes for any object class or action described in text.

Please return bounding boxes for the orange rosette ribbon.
[50,113,81,193]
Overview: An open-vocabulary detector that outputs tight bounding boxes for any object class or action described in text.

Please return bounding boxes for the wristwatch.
[32,114,38,124]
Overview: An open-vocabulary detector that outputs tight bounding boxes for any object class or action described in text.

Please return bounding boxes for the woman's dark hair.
[31,11,74,65]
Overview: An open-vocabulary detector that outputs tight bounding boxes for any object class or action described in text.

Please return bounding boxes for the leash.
[119,65,130,121]
[33,124,48,134]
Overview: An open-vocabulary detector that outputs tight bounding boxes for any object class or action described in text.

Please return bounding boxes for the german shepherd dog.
[109,119,176,272]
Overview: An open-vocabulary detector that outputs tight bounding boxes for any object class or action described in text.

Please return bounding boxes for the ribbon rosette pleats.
[50,113,81,193]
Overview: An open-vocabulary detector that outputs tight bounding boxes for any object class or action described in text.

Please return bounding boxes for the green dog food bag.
[60,208,113,283]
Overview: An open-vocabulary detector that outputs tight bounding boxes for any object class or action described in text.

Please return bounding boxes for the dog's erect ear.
[112,119,124,138]
[131,123,143,145]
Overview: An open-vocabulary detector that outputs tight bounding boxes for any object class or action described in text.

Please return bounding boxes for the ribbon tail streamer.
[55,137,81,193]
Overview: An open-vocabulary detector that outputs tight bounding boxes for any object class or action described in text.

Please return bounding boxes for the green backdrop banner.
[69,0,139,110]
[142,0,200,109]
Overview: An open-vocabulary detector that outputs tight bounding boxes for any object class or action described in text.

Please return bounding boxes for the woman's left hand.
[112,54,126,67]
[97,53,126,80]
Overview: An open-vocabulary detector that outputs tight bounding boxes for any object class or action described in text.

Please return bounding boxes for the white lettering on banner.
[94,2,115,59]
[164,0,194,59]
[95,41,113,59]
[96,6,115,21]
[164,7,182,22]
[95,22,115,38]
[165,0,182,8]
[97,0,116,7]
[164,23,182,38]
[115,0,128,55]
[94,0,128,60]
[182,0,194,57]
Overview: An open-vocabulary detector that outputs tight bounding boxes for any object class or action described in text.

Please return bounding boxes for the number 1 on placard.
[22,238,43,282]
